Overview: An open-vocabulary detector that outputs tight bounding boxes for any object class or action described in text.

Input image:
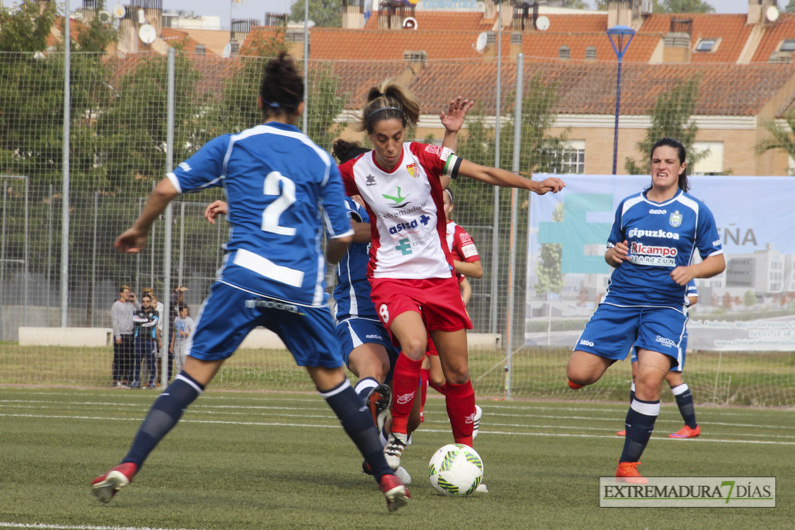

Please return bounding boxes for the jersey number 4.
[262,171,296,236]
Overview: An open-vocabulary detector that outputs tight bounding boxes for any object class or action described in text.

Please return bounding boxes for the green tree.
[755,113,795,174]
[290,0,342,28]
[624,75,707,174]
[534,202,565,298]
[594,0,714,12]
[658,0,715,13]
[0,0,57,52]
[786,0,795,14]
[305,63,349,151]
[743,290,758,307]
[74,4,118,52]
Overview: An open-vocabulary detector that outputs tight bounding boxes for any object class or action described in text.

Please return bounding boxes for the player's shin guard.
[445,380,475,447]
[390,353,423,434]
[321,379,392,481]
[619,398,660,463]
[122,372,204,468]
[671,384,697,428]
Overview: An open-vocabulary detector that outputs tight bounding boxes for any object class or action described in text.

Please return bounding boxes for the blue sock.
[620,398,660,463]
[122,372,204,468]
[320,379,393,481]
[353,376,379,406]
[671,384,697,428]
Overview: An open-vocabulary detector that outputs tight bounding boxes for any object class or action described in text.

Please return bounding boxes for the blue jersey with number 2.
[605,189,722,308]
[167,122,353,306]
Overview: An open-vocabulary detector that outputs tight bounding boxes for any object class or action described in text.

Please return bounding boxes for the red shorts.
[369,277,473,338]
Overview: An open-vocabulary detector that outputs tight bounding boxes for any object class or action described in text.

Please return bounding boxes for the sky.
[0,0,766,29]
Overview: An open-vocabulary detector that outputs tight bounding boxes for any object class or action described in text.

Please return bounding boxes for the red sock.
[445,380,475,446]
[419,367,429,422]
[429,378,447,396]
[390,353,423,434]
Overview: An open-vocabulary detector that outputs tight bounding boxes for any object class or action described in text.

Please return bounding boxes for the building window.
[585,46,596,60]
[691,142,723,175]
[780,39,795,52]
[559,46,570,60]
[548,140,585,174]
[695,38,716,52]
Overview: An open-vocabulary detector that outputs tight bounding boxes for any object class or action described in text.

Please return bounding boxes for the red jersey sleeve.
[408,142,455,181]
[337,159,360,197]
[454,225,480,262]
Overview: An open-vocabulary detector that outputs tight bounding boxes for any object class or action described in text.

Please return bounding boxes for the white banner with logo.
[526,175,795,351]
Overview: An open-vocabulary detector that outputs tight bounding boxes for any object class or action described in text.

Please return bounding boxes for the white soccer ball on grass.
[428,443,483,496]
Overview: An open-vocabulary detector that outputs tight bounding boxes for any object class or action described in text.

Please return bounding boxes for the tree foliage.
[624,75,706,174]
[755,113,795,175]
[290,0,342,28]
[594,0,714,12]
[0,0,57,52]
[786,0,795,14]
[534,202,565,297]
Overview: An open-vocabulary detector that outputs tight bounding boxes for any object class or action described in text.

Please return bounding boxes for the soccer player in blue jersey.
[566,138,725,483]
[617,281,701,439]
[91,52,409,512]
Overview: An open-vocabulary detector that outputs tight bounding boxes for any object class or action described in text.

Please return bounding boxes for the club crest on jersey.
[669,210,682,228]
[382,186,410,208]
[365,174,376,186]
[406,163,418,178]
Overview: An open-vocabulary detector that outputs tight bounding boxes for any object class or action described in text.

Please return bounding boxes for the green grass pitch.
[1,387,792,529]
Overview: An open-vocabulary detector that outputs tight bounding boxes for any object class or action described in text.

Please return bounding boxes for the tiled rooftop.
[638,14,754,63]
[751,13,795,63]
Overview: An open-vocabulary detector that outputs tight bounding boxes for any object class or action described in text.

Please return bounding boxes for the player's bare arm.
[457,159,565,194]
[115,178,179,254]
[670,253,726,286]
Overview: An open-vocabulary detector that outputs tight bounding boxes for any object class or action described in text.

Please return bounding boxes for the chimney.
[608,0,643,31]
[663,32,691,63]
[748,0,778,25]
[510,31,522,57]
[342,0,365,29]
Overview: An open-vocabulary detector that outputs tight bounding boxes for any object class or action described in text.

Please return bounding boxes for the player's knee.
[443,366,469,385]
[400,337,427,359]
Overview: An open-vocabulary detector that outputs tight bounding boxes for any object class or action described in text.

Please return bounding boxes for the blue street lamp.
[606,25,635,175]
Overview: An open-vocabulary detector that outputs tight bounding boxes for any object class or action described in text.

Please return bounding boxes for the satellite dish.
[98,10,112,24]
[536,15,550,31]
[475,32,488,53]
[402,16,418,30]
[766,5,779,22]
[139,24,157,45]
[113,5,126,18]
[222,43,232,58]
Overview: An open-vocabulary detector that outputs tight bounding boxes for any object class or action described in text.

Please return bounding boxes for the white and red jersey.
[339,142,460,279]
[446,221,480,282]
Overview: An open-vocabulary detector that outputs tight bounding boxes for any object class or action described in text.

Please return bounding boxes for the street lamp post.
[606,25,635,175]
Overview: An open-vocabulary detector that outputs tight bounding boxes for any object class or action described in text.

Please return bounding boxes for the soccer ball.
[428,443,483,496]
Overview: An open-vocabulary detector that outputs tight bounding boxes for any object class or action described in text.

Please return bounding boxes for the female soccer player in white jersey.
[337,80,565,469]
[566,137,725,483]
[91,53,409,512]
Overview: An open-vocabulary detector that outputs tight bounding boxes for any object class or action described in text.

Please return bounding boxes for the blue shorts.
[336,317,399,383]
[574,303,686,369]
[187,282,343,368]
[630,330,688,371]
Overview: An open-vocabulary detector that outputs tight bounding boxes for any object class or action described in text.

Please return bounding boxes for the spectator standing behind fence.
[131,294,160,389]
[170,305,194,375]
[142,287,166,385]
[167,286,189,380]
[111,285,136,388]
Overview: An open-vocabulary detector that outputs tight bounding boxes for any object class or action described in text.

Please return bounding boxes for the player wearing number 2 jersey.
[338,80,565,470]
[92,53,409,512]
